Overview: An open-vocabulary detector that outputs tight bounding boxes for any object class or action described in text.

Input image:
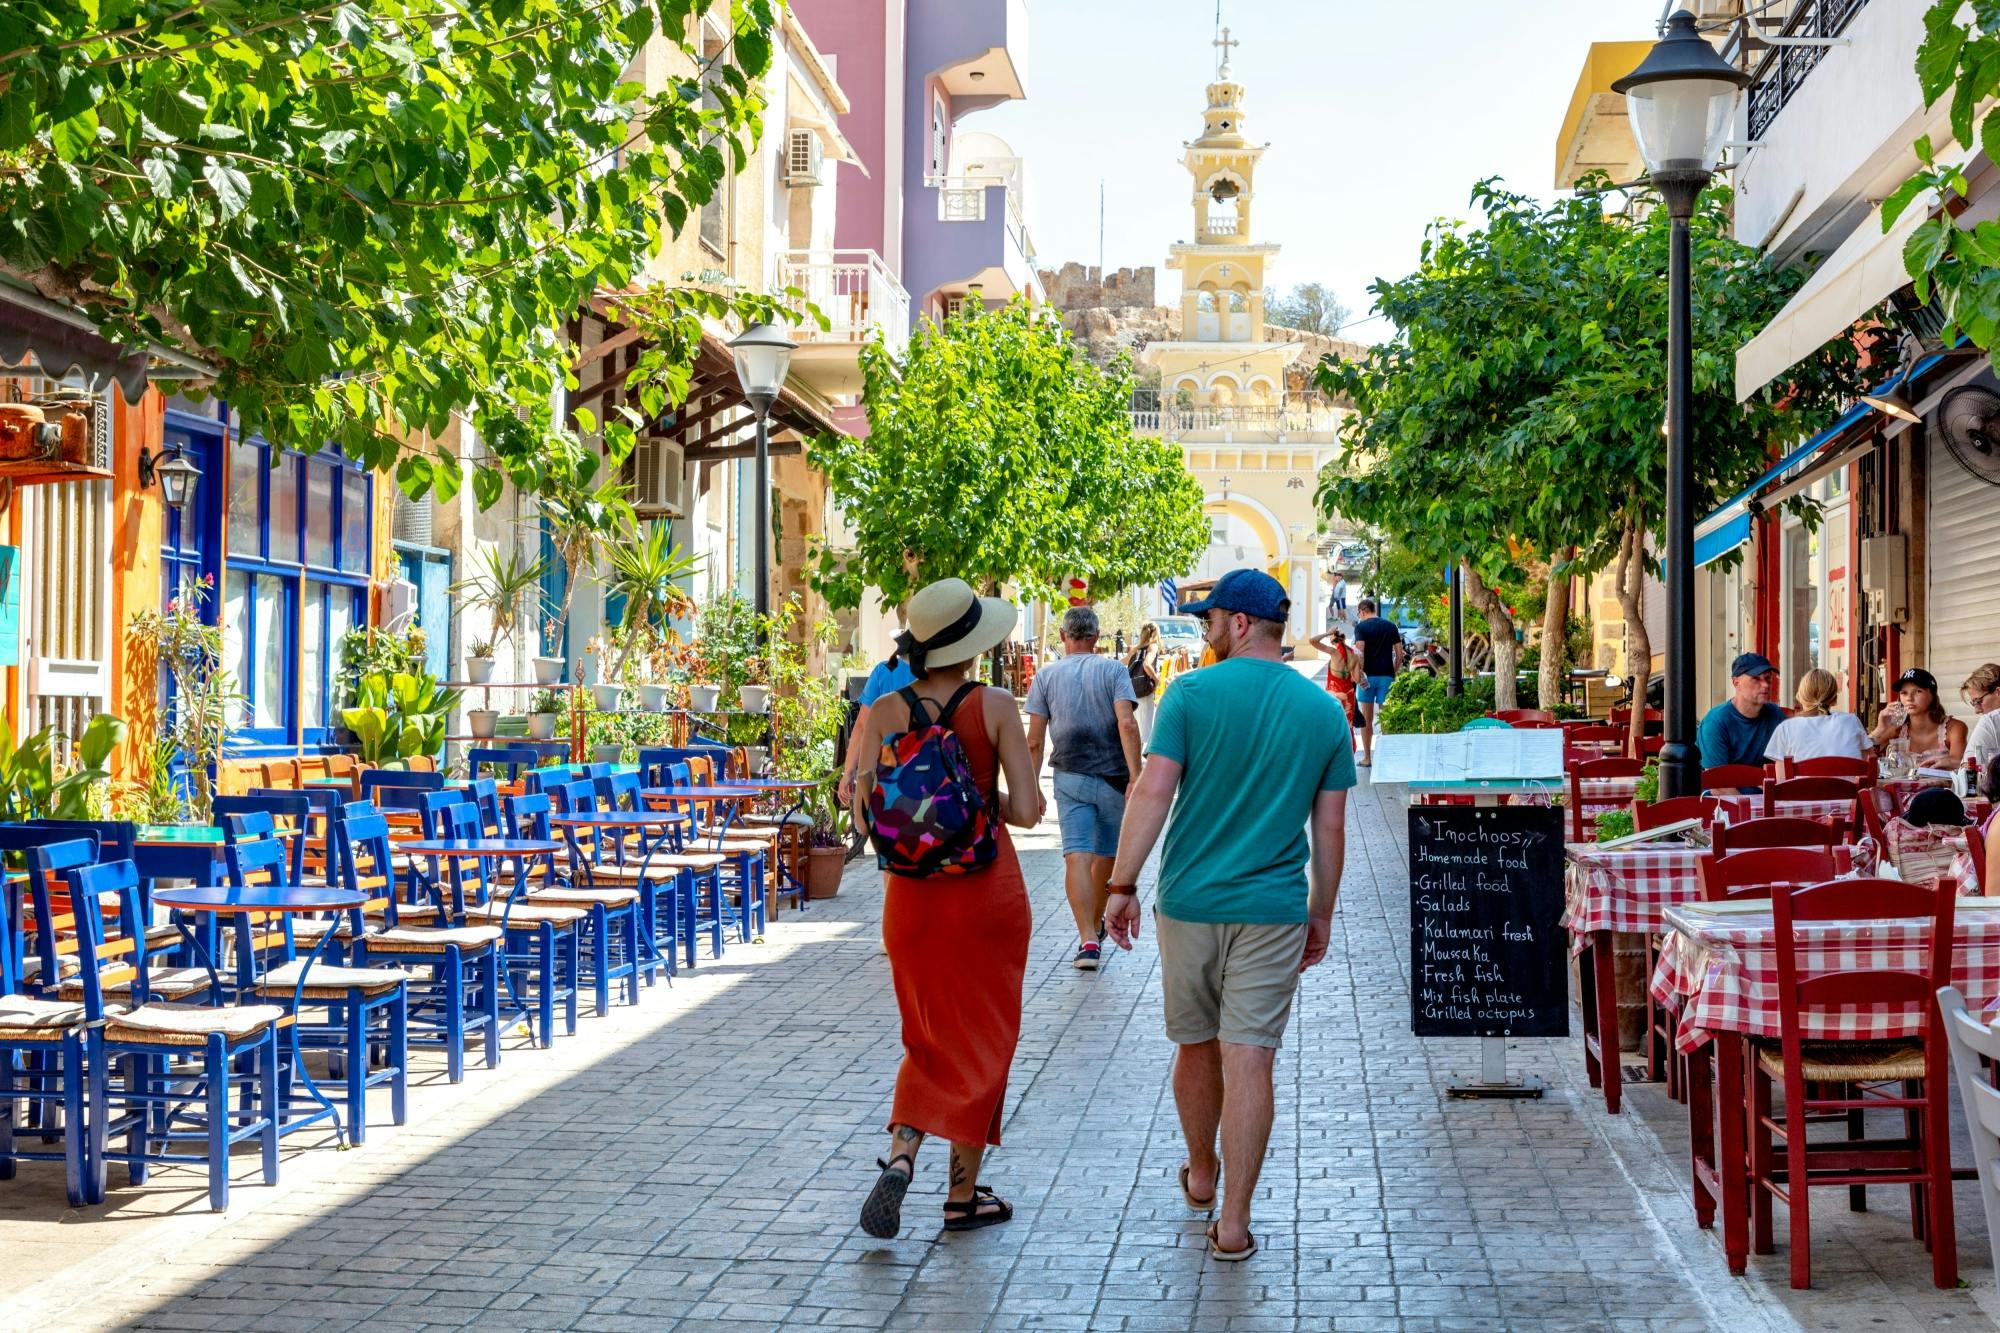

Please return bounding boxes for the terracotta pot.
[805,845,845,899]
[465,656,495,685]
[468,708,499,739]
[526,712,558,740]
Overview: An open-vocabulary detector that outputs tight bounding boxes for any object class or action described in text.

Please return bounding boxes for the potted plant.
[526,687,563,740]
[468,703,500,739]
[340,670,464,765]
[740,683,771,714]
[534,465,633,689]
[129,577,238,822]
[533,621,566,685]
[449,546,546,681]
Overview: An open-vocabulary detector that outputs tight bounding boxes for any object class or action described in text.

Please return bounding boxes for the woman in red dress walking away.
[851,578,1043,1237]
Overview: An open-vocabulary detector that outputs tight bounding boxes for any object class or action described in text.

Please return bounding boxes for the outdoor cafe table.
[153,883,368,1144]
[1563,841,1872,1115]
[135,824,303,883]
[399,838,563,1021]
[1650,897,2000,1273]
[637,786,763,841]
[546,811,714,967]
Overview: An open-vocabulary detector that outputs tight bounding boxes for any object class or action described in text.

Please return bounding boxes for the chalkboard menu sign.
[1409,805,1568,1039]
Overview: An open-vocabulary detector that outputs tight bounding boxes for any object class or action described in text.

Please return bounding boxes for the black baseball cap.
[1730,652,1776,680]
[1894,667,1939,695]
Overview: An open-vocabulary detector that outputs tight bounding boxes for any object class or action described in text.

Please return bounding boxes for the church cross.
[1214,25,1239,73]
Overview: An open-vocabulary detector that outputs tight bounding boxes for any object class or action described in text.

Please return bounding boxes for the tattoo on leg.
[949,1151,967,1190]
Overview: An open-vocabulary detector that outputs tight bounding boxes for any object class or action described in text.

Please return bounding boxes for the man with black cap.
[1697,652,1788,774]
[1101,568,1356,1262]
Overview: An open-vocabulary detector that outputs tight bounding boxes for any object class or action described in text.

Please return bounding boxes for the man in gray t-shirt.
[1026,606,1142,971]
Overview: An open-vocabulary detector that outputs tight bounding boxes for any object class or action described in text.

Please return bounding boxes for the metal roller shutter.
[1925,431,2000,721]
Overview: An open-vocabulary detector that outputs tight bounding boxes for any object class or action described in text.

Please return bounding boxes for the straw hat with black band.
[890,578,1018,676]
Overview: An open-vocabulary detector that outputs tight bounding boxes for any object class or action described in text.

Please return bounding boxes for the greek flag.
[1160,578,1179,614]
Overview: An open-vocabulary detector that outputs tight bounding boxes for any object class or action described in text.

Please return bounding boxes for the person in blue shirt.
[839,653,917,805]
[1696,652,1788,776]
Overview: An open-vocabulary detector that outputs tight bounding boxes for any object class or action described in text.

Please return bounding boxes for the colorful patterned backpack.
[866,683,998,878]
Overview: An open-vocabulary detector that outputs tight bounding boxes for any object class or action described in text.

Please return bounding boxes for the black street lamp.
[1613,9,1751,800]
[727,322,797,626]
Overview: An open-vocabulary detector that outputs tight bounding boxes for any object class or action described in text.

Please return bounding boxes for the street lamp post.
[728,322,797,628]
[1613,9,1751,800]
[1447,563,1463,698]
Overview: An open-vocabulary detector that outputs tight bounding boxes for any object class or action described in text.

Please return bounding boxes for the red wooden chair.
[1702,763,1770,795]
[1612,706,1662,729]
[1712,817,1842,855]
[1968,820,1988,893]
[1783,755,1877,787]
[1494,708,1556,725]
[1633,796,1719,832]
[1698,847,1837,903]
[1762,776,1861,810]
[1750,877,1957,1288]
[1567,757,1645,842]
[1636,734,1666,758]
[1566,724,1625,750]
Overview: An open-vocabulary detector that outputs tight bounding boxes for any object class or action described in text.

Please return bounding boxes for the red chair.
[1494,708,1556,725]
[1712,817,1842,855]
[1612,706,1662,728]
[1702,763,1770,794]
[1762,776,1860,811]
[1568,757,1646,842]
[1698,847,1837,903]
[1783,755,1877,787]
[1566,724,1625,750]
[1633,796,1719,832]
[1636,734,1666,758]
[1750,877,1957,1288]
[1968,821,1988,893]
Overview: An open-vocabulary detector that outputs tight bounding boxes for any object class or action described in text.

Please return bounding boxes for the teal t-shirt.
[1147,656,1358,924]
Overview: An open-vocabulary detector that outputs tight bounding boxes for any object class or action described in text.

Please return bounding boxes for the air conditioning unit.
[630,436,688,517]
[786,128,824,187]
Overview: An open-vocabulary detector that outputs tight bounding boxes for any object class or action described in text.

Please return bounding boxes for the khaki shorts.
[1154,910,1307,1049]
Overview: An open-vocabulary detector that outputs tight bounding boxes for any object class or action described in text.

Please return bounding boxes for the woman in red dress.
[851,578,1042,1237]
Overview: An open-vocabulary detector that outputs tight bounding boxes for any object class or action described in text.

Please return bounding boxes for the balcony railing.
[1128,393,1346,437]
[1745,0,1872,141]
[1204,214,1241,237]
[928,174,1033,264]
[776,249,910,355]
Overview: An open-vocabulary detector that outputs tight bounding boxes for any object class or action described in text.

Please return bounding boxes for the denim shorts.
[1053,769,1126,857]
[1355,674,1395,705]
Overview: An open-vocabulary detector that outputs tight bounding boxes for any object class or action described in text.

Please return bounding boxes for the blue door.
[395,543,453,681]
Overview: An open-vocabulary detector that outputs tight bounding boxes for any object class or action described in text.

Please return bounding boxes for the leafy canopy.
[808,299,1208,608]
[0,0,794,501]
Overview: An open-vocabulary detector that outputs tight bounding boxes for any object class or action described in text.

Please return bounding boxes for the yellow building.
[1134,29,1355,656]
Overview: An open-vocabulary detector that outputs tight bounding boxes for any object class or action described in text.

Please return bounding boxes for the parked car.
[1155,615,1204,654]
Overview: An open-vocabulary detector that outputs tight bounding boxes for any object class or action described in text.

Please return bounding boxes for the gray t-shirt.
[1025,652,1138,779]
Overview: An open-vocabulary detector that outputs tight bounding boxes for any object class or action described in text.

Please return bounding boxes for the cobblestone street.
[2,775,1997,1331]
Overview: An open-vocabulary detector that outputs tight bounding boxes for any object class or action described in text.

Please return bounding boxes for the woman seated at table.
[1961,663,2000,788]
[1763,668,1872,765]
[1868,667,1967,768]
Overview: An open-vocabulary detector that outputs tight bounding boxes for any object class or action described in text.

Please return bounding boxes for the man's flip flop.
[1178,1162,1216,1212]
[1206,1221,1257,1262]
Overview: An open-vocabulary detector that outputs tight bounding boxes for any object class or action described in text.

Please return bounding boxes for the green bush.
[1376,672,1497,734]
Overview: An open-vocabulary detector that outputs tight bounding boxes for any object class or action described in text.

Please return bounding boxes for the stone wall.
[1038,261,1157,312]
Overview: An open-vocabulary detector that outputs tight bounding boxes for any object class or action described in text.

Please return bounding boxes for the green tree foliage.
[1888,3,2000,359]
[1319,181,1860,714]
[0,0,796,501]
[1264,282,1350,337]
[808,299,1207,609]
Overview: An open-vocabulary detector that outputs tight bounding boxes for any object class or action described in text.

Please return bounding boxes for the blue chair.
[360,769,445,803]
[0,825,101,995]
[224,818,408,1146]
[215,793,311,886]
[525,787,646,1006]
[463,777,504,837]
[340,812,501,1083]
[82,857,282,1211]
[443,801,579,1048]
[466,747,541,782]
[0,839,99,1203]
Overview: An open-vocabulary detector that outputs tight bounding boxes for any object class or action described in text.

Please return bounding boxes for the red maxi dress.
[881,694,1031,1147]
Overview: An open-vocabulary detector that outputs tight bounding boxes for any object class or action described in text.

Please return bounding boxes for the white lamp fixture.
[1612,9,1752,214]
[728,322,796,417]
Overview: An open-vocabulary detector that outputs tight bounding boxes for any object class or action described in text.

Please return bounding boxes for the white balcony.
[776,249,910,397]
[1129,393,1347,441]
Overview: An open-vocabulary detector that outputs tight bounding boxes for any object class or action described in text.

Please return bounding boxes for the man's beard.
[1210,632,1236,662]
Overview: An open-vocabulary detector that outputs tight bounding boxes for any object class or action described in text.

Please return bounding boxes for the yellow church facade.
[1134,31,1357,658]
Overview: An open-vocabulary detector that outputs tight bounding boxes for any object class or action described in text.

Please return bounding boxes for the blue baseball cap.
[1178,568,1291,623]
[1730,651,1777,680]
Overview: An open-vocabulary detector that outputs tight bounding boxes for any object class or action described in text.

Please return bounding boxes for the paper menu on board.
[1372,730,1566,788]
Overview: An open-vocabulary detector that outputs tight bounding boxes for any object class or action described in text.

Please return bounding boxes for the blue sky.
[983,0,1671,339]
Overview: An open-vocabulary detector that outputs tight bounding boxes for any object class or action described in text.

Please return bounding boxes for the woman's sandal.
[1178,1162,1216,1212]
[1206,1221,1257,1262]
[942,1184,1014,1232]
[860,1152,915,1239]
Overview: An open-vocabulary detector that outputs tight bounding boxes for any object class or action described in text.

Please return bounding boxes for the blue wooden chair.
[521,786,646,1005]
[360,769,445,803]
[647,781,768,945]
[463,777,505,838]
[440,800,580,1048]
[466,747,541,783]
[0,825,101,996]
[80,857,282,1211]
[224,817,408,1145]
[340,811,502,1083]
[0,839,100,1203]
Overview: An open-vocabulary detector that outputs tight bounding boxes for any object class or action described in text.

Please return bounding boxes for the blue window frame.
[161,409,372,749]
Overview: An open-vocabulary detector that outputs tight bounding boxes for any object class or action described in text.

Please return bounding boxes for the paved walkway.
[2,775,1997,1330]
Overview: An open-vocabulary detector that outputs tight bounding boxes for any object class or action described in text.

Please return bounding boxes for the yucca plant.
[605,521,701,683]
[450,546,548,659]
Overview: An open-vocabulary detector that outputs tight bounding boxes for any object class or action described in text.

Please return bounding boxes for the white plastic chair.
[1938,985,2000,1282]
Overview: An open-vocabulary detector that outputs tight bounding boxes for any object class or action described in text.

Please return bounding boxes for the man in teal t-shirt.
[1103,568,1355,1262]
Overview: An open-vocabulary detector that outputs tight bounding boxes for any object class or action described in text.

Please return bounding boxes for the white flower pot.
[467,708,499,739]
[592,684,624,712]
[688,684,720,713]
[533,656,565,685]
[739,685,771,714]
[640,683,671,712]
[593,744,626,765]
[465,657,495,685]
[526,712,558,740]
[741,745,769,776]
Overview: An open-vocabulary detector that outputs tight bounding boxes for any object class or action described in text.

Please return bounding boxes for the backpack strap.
[935,681,983,728]
[897,681,983,731]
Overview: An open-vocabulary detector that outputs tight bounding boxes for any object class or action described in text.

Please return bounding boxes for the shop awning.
[0,275,212,402]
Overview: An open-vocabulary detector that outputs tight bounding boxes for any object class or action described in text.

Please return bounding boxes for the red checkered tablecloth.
[1651,902,2000,1052]
[1713,795,1854,825]
[1563,842,1870,953]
